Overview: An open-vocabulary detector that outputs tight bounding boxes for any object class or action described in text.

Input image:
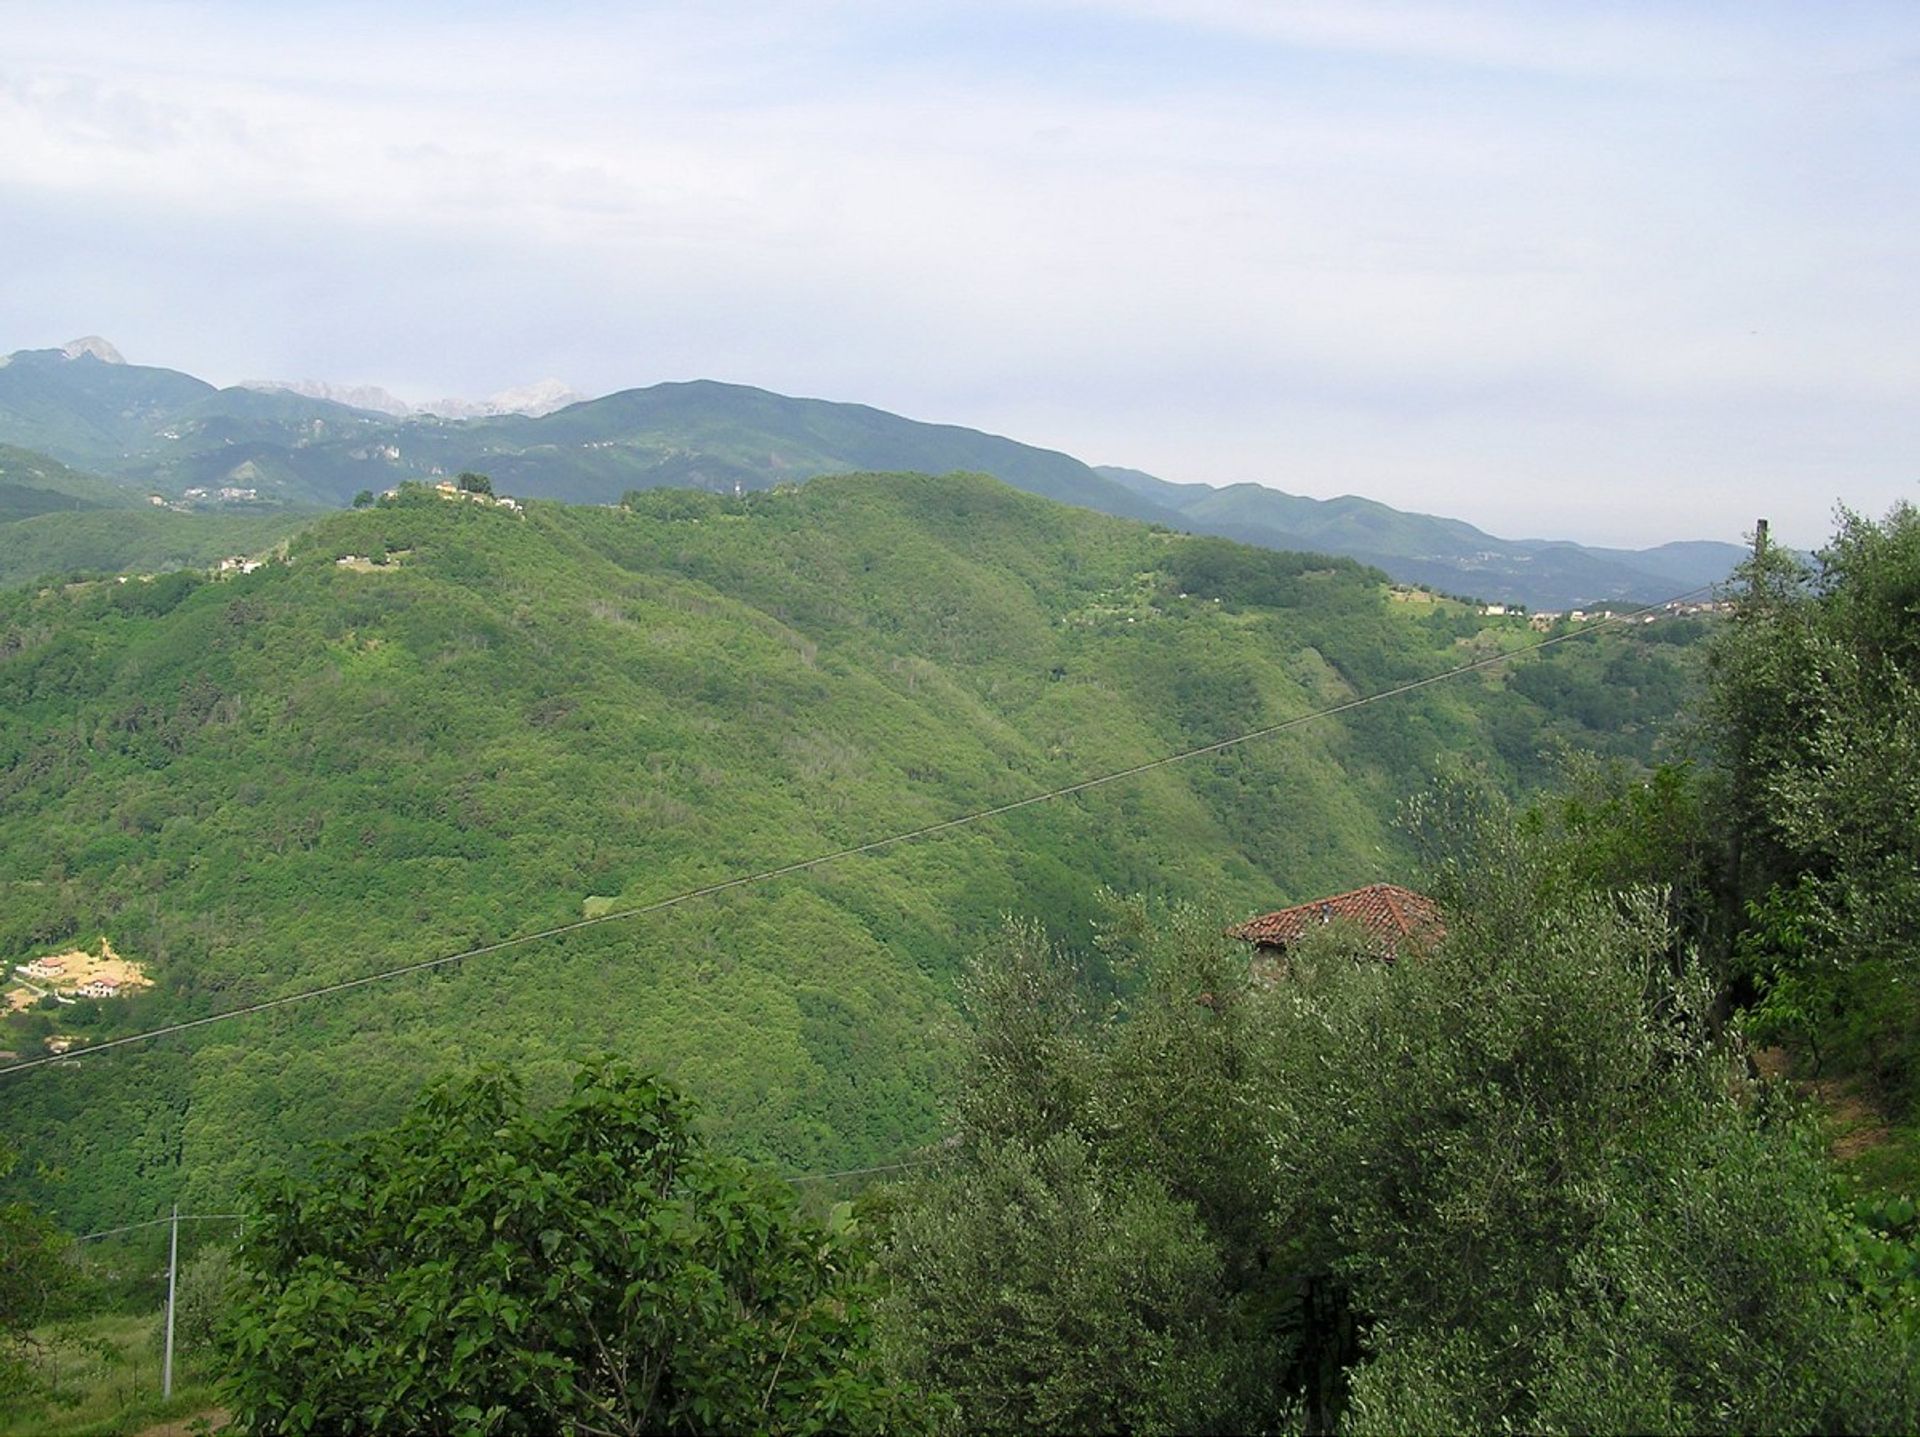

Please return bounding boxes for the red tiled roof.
[1228,883,1444,959]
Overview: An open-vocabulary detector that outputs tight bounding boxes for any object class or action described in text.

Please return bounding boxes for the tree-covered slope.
[0,444,139,509]
[0,348,1175,521]
[0,509,313,589]
[0,444,314,588]
[453,381,1179,520]
[0,475,1704,1229]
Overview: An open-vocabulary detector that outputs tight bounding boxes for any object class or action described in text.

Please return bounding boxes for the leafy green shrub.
[222,1060,910,1436]
[171,1242,239,1369]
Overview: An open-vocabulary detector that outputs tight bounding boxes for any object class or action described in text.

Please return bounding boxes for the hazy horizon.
[6,1,1918,550]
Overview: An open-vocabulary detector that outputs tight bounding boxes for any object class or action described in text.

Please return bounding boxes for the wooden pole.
[162,1202,178,1400]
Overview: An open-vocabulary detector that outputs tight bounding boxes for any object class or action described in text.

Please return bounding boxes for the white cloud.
[1,0,1916,547]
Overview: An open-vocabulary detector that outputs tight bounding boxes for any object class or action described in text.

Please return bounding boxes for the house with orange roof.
[1229,882,1445,963]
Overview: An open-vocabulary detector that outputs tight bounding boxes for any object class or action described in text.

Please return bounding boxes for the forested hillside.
[0,443,311,590]
[0,473,1702,1230]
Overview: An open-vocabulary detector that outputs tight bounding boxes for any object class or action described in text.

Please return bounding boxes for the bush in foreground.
[221,1060,908,1436]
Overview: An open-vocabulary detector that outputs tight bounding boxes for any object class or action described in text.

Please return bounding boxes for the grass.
[0,1313,220,1437]
[1842,1123,1920,1204]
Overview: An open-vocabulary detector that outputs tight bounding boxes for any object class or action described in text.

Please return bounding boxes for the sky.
[3,1,1916,549]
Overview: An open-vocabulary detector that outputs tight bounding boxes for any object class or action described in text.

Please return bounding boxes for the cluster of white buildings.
[1523,598,1734,631]
[170,485,260,504]
[11,957,124,1001]
[375,481,523,514]
[431,480,523,513]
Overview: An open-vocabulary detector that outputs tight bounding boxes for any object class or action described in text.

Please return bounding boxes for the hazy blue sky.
[4,1,1916,548]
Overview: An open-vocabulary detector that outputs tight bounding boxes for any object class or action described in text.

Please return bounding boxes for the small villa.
[1230,882,1445,963]
[12,939,152,998]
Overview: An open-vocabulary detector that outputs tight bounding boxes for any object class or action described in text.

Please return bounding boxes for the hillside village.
[4,938,153,1055]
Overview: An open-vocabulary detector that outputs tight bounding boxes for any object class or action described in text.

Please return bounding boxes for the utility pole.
[162,1202,179,1400]
[1755,517,1769,560]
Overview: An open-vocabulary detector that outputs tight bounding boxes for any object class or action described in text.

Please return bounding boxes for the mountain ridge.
[0,341,1745,608]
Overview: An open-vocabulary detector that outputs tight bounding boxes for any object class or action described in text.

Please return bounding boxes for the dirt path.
[1754,1045,1894,1160]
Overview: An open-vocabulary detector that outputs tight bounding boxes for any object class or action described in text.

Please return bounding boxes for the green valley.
[0,473,1702,1231]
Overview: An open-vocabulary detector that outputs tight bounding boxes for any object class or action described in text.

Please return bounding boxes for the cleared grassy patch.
[0,1312,219,1437]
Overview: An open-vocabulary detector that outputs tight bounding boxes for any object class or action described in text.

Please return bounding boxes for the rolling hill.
[0,340,1744,608]
[0,472,1706,1230]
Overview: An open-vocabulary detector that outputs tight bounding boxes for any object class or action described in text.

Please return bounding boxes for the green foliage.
[170,1243,238,1365]
[1411,759,1722,974]
[0,446,140,509]
[0,1145,76,1396]
[1161,535,1378,610]
[881,908,1285,1433]
[0,1310,217,1437]
[455,471,492,496]
[881,1131,1244,1435]
[1310,806,1920,1432]
[0,509,307,591]
[352,490,375,509]
[1710,504,1920,1112]
[221,1059,909,1436]
[1283,874,1912,1433]
[0,473,1703,1232]
[888,815,1920,1434]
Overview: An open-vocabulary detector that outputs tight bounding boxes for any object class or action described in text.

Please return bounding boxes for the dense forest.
[11,478,1901,1435]
[0,473,1701,1238]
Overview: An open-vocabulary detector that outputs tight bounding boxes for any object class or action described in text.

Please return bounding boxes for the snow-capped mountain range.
[16,335,582,419]
[241,376,585,420]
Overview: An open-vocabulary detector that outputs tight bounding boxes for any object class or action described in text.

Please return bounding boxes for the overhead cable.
[0,586,1710,1081]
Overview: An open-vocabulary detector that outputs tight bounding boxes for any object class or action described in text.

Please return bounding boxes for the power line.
[0,587,1710,1081]
[72,1213,245,1244]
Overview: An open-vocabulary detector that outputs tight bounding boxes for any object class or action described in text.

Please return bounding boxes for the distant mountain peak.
[240,375,584,419]
[418,378,584,419]
[239,379,416,417]
[61,336,126,364]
